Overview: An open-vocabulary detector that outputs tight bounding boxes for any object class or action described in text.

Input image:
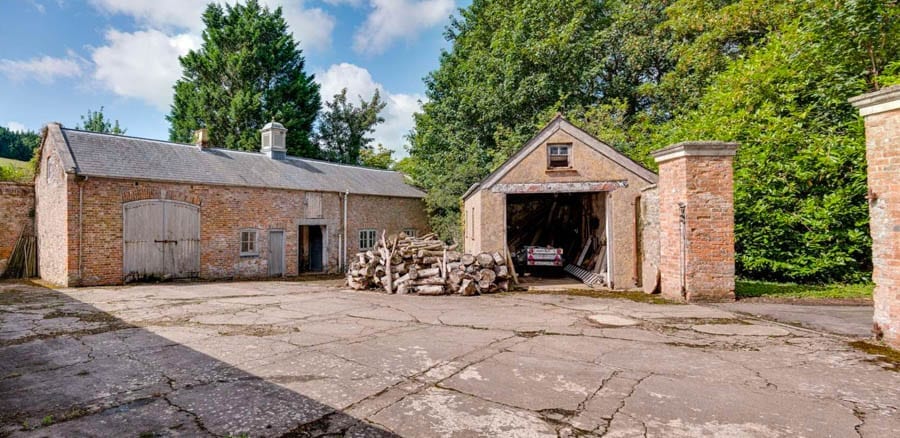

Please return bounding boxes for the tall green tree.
[409,0,611,239]
[360,144,395,169]
[412,0,899,282]
[316,88,387,165]
[0,126,39,161]
[167,0,320,157]
[76,107,126,134]
[640,0,900,283]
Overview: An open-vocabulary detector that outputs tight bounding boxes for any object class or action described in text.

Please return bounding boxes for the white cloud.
[317,63,423,155]
[91,29,200,111]
[89,0,334,51]
[353,0,454,55]
[29,1,46,13]
[0,55,82,83]
[322,0,364,5]
[88,0,209,31]
[258,1,334,50]
[5,121,28,133]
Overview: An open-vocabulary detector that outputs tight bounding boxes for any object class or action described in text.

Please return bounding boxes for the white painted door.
[123,200,200,281]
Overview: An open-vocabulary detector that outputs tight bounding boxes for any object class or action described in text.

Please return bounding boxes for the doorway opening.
[299,225,325,273]
[506,192,609,286]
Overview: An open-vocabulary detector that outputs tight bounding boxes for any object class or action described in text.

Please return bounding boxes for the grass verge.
[0,157,32,182]
[736,280,873,300]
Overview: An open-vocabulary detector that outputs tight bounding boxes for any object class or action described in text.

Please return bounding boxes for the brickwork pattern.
[864,108,900,347]
[345,195,429,256]
[34,146,69,285]
[657,151,736,302]
[640,186,660,294]
[465,128,655,289]
[35,167,429,286]
[0,182,34,276]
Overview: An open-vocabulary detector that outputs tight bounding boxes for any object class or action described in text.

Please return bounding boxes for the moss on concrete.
[512,288,677,304]
[849,341,900,372]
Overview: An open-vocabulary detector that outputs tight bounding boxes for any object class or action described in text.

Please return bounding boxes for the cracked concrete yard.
[1,281,898,437]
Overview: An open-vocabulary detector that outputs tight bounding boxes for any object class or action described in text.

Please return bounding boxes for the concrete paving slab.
[692,323,791,336]
[717,302,874,337]
[1,280,897,437]
[442,351,615,411]
[587,314,639,327]
[369,387,557,438]
[614,375,861,437]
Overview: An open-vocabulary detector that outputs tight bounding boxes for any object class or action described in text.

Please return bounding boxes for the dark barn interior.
[506,192,609,281]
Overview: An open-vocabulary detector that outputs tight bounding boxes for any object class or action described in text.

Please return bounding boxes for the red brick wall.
[655,143,737,302]
[657,154,687,300]
[345,195,430,255]
[37,175,427,286]
[863,107,900,347]
[0,182,34,276]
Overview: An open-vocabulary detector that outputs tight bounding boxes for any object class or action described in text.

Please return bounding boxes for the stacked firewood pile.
[347,231,515,296]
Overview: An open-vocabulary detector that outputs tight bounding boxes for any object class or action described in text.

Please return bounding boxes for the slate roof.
[53,127,425,198]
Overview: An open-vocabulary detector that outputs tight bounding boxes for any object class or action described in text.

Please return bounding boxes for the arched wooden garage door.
[123,200,200,282]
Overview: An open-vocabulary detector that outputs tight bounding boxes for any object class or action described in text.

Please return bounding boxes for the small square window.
[403,228,417,238]
[359,229,377,250]
[548,144,571,168]
[240,230,258,256]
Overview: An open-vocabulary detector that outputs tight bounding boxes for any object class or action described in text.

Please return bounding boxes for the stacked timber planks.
[346,231,513,296]
[2,232,37,279]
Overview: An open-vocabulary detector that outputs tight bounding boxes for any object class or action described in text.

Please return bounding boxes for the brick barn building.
[463,116,659,290]
[34,122,428,287]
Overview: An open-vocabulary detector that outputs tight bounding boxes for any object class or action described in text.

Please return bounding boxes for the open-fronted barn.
[463,116,658,290]
[34,122,428,286]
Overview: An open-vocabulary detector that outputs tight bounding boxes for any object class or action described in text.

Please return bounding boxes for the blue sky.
[0,0,468,155]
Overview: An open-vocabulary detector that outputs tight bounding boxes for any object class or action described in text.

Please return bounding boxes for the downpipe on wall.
[342,189,349,273]
[678,202,686,299]
[78,175,88,284]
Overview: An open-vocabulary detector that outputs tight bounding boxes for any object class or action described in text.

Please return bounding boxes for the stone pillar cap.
[849,85,900,117]
[652,141,739,164]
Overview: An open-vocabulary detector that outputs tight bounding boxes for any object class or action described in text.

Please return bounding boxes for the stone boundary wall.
[0,182,35,276]
[639,185,660,294]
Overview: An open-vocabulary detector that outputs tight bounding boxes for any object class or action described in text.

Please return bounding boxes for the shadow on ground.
[0,281,395,437]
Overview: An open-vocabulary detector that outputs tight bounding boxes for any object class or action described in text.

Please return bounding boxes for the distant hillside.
[0,157,32,182]
[0,126,40,162]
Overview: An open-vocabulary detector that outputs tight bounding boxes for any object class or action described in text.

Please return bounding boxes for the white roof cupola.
[261,120,287,160]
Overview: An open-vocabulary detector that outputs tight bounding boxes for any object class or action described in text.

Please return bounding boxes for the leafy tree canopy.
[360,144,395,169]
[167,0,320,157]
[410,0,900,283]
[76,106,126,135]
[0,126,40,162]
[316,88,387,165]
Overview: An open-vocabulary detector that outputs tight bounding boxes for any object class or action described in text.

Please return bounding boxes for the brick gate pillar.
[652,142,739,302]
[850,85,900,348]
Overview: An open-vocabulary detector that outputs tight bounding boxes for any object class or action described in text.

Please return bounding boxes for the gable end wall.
[467,128,655,289]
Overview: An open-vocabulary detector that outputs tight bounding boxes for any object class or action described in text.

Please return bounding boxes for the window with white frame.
[403,228,417,238]
[359,229,377,250]
[548,143,571,168]
[240,230,258,256]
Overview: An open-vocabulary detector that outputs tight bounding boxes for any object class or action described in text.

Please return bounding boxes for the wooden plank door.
[123,200,200,282]
[268,230,284,276]
[123,200,166,281]
[164,201,201,278]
